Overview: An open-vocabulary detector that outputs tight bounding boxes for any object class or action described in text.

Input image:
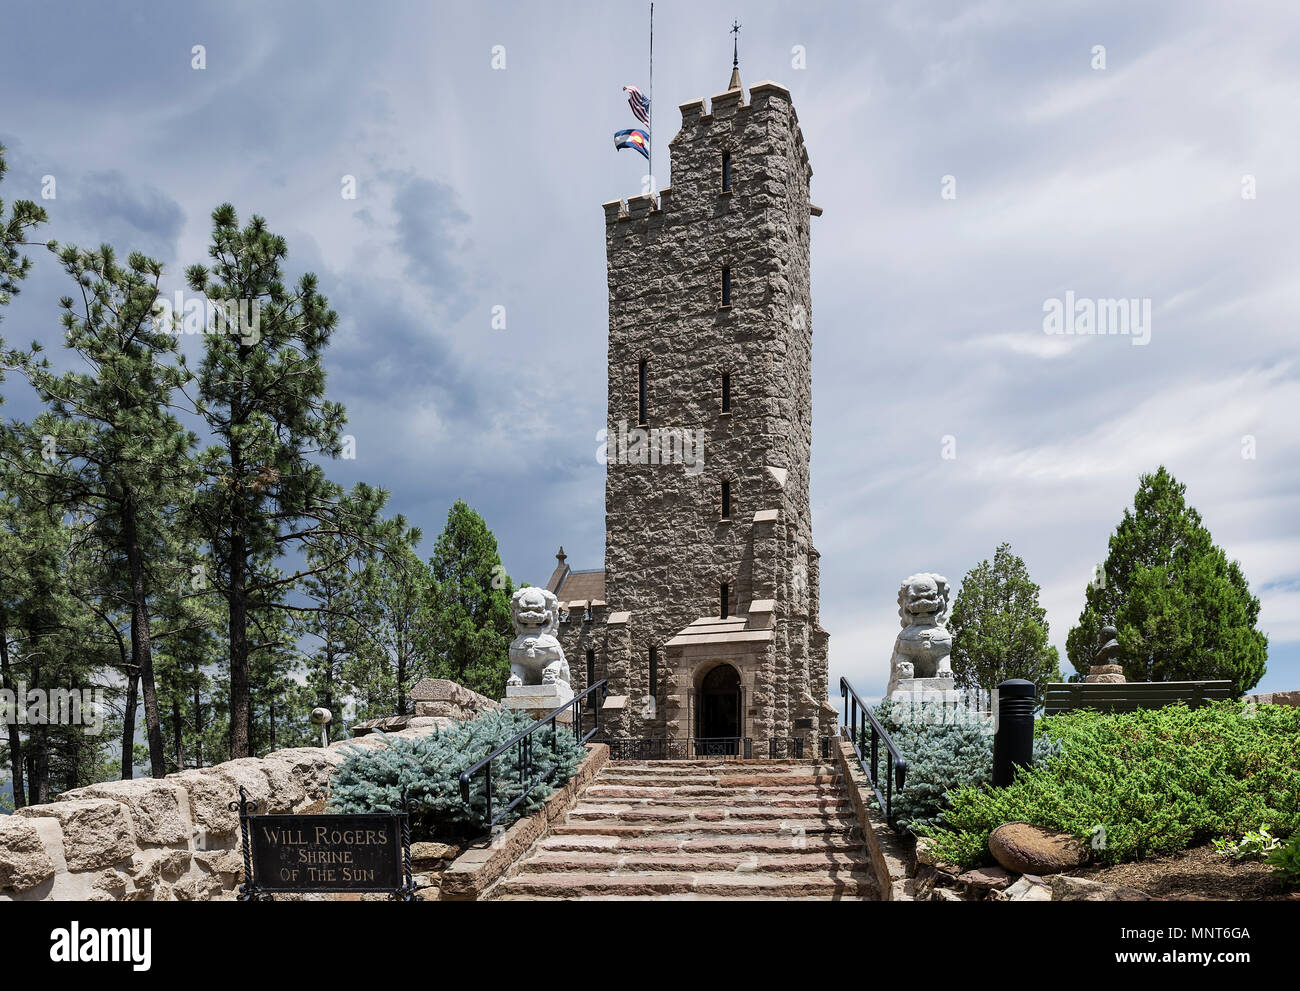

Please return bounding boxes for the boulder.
[1051,874,1151,901]
[931,886,965,902]
[58,778,192,846]
[989,821,1085,875]
[0,816,57,893]
[16,798,134,872]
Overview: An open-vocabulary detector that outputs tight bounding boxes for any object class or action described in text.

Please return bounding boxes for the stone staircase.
[489,758,879,900]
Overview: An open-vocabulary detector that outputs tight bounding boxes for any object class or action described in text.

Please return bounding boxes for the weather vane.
[731,19,742,69]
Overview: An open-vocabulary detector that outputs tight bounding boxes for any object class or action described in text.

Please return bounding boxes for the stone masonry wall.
[0,680,497,901]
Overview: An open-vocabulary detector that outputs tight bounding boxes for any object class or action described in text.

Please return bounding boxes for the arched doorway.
[696,664,741,755]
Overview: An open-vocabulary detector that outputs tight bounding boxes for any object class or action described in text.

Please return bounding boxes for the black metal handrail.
[458,679,609,829]
[840,676,907,830]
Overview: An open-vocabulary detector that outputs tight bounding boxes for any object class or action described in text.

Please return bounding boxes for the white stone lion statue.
[887,573,954,690]
[507,586,571,688]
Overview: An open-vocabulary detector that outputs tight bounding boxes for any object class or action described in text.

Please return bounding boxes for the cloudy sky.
[1,0,1297,699]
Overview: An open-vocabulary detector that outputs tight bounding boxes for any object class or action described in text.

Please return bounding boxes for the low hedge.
[328,710,586,844]
[922,700,1300,869]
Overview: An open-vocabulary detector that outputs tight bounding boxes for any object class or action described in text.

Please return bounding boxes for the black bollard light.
[993,679,1036,787]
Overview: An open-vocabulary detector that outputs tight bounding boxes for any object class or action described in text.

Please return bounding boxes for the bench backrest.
[1043,680,1236,716]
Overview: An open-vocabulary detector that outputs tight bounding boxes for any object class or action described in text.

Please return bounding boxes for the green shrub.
[870,698,1058,833]
[926,700,1300,869]
[1266,830,1300,886]
[1212,824,1281,860]
[328,710,586,844]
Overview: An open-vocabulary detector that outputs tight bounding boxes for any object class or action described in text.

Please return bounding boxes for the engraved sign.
[230,787,418,900]
[250,814,404,892]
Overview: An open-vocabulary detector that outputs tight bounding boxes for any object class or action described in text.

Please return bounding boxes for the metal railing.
[840,676,907,830]
[458,679,609,829]
[607,737,752,760]
[768,736,805,759]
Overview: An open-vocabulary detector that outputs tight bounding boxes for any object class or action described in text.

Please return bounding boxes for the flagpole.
[648,2,654,200]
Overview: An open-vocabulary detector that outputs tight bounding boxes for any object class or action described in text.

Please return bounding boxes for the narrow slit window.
[721,479,731,520]
[721,372,731,413]
[638,358,648,425]
[649,646,658,697]
[721,266,731,307]
[721,150,732,192]
[720,583,730,619]
[586,648,595,687]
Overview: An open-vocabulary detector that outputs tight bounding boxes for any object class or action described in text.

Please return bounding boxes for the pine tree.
[1067,466,1268,692]
[948,542,1061,697]
[426,501,514,699]
[185,205,387,758]
[0,143,48,331]
[297,533,370,738]
[347,524,433,720]
[5,244,197,777]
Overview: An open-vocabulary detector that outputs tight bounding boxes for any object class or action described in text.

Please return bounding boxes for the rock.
[1002,874,1051,901]
[889,877,917,900]
[129,849,192,898]
[166,769,242,838]
[989,821,1085,875]
[261,747,345,802]
[213,758,301,814]
[0,816,57,893]
[16,798,134,872]
[931,886,965,902]
[86,868,129,902]
[192,848,243,883]
[411,841,459,866]
[914,836,937,866]
[956,865,1015,892]
[1051,874,1151,901]
[59,779,192,845]
[172,872,224,901]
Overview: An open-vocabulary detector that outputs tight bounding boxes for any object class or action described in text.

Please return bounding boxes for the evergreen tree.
[184,205,387,758]
[0,144,47,803]
[297,533,370,739]
[426,501,513,699]
[6,244,197,777]
[1067,466,1268,692]
[947,542,1061,697]
[0,143,48,331]
[347,524,433,720]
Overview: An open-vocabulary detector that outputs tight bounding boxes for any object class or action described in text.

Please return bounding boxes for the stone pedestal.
[501,682,574,724]
[887,676,960,703]
[1084,665,1126,684]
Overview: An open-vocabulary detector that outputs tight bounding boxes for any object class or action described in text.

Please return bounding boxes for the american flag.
[624,84,651,125]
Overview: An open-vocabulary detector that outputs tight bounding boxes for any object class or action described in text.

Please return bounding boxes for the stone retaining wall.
[0,679,498,902]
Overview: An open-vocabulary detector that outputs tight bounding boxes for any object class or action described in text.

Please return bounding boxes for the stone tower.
[549,68,833,753]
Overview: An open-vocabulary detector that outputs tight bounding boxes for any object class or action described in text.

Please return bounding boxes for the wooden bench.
[1043,680,1236,716]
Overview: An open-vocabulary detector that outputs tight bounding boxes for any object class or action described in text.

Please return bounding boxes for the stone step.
[568,805,855,823]
[591,775,843,790]
[518,851,870,874]
[541,833,866,855]
[554,820,860,840]
[578,794,849,810]
[584,784,846,799]
[492,870,878,900]
[606,761,837,775]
